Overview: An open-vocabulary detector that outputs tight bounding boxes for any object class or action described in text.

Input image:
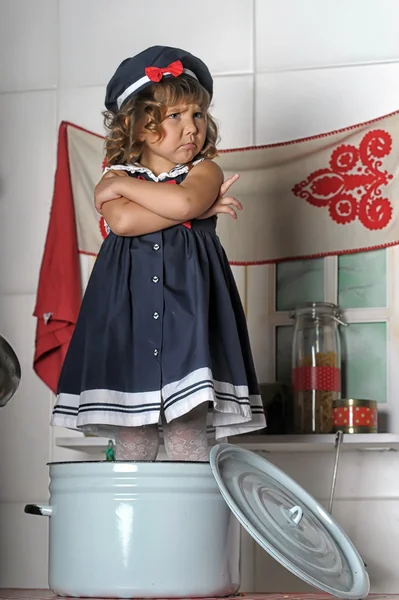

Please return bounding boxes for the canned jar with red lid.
[332,398,378,433]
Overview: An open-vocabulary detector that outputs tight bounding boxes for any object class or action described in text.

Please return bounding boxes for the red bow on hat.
[145,60,184,83]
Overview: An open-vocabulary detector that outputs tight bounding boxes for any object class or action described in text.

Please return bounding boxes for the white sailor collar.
[104,158,204,182]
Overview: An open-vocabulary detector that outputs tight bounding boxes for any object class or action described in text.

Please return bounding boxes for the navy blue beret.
[105,46,213,113]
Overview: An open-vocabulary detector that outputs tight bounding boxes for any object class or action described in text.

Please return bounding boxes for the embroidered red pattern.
[292,129,394,231]
[292,366,341,392]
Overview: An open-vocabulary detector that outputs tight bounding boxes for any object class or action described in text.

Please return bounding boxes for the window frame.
[244,247,399,433]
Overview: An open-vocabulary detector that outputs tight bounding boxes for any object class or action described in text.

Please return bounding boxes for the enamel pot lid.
[209,443,369,599]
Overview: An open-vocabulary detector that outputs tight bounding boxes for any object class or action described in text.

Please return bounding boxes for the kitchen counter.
[0,593,396,600]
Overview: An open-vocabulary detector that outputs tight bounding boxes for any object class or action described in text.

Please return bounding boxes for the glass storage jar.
[290,302,344,434]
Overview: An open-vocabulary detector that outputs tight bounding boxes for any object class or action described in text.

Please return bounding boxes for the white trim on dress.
[51,367,265,439]
[103,158,204,182]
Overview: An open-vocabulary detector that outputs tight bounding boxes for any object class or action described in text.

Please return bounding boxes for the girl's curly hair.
[103,75,219,166]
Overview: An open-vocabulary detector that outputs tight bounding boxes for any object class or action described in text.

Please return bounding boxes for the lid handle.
[288,505,303,525]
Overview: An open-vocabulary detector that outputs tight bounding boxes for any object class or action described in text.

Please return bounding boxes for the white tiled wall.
[1,0,399,592]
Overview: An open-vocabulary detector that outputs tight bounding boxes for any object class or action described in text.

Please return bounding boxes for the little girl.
[51,46,266,460]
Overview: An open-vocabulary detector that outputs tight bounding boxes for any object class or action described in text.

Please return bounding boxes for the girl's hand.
[94,170,128,213]
[198,173,242,220]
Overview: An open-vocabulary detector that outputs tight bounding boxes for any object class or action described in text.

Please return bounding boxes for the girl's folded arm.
[107,161,223,221]
[101,197,182,236]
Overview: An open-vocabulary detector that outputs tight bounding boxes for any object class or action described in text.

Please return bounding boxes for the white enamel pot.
[25,460,241,599]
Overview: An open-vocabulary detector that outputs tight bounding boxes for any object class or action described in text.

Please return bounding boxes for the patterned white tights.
[114,424,160,461]
[114,403,209,461]
[163,403,209,461]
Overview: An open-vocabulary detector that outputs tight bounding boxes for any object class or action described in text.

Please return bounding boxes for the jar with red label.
[290,302,345,434]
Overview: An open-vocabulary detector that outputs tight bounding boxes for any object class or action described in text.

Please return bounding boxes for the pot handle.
[24,504,52,517]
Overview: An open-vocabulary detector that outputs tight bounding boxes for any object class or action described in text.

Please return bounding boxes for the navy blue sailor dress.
[51,161,266,438]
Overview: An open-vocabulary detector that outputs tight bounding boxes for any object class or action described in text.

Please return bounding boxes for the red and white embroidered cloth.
[33,111,399,392]
[217,112,399,263]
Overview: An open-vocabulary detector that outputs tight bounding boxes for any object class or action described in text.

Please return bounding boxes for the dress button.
[152,276,159,283]
[153,244,160,251]
[153,349,159,357]
[153,312,160,319]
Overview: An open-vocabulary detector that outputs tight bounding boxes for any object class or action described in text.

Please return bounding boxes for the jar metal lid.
[333,398,377,409]
[289,302,346,325]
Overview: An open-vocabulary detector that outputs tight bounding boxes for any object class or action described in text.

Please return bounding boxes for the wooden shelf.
[55,433,399,454]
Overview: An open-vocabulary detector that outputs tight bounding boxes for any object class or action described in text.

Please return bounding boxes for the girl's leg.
[163,403,209,461]
[114,425,160,460]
